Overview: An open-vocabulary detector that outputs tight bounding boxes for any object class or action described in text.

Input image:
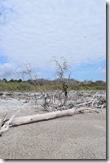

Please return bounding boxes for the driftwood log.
[0,107,100,136]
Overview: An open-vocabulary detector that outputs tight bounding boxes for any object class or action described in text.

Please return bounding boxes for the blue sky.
[0,0,106,81]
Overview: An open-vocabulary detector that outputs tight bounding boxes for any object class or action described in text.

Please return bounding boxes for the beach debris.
[0,90,106,136]
[0,107,100,136]
[0,110,20,136]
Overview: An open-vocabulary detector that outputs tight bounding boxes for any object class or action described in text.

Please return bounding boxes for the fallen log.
[0,112,7,129]
[75,107,100,114]
[10,108,76,126]
[0,107,100,136]
[0,110,20,135]
[0,112,8,136]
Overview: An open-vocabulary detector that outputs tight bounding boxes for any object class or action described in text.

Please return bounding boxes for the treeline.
[0,78,106,91]
[0,78,106,85]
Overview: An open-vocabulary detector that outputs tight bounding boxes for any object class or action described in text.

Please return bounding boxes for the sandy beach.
[0,0,106,159]
[0,109,106,159]
[0,92,106,159]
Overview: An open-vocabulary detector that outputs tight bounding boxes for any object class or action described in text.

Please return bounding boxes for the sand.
[0,92,106,159]
[0,108,106,159]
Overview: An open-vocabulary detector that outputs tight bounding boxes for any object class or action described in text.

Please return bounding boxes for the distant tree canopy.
[2,78,7,82]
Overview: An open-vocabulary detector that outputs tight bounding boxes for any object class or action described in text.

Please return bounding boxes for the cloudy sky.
[0,0,106,81]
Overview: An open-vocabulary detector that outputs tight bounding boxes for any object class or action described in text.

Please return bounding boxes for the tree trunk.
[0,107,100,136]
[10,108,76,126]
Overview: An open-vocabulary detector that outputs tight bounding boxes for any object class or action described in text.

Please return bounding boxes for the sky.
[0,0,106,81]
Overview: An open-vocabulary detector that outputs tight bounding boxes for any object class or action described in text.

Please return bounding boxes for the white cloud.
[0,63,16,78]
[0,0,106,79]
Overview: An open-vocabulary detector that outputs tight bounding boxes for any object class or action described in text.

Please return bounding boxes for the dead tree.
[51,56,70,107]
[0,107,100,136]
[20,58,70,110]
[52,56,69,80]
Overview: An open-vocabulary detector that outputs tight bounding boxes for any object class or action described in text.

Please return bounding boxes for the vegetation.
[0,79,106,92]
[0,58,106,92]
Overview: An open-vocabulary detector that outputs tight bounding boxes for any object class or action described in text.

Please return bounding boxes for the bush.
[0,80,106,92]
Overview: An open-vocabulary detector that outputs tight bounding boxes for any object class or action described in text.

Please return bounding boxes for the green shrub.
[0,81,106,92]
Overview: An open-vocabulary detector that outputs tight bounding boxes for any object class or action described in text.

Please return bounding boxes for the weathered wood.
[10,108,76,126]
[75,107,100,114]
[0,112,7,129]
[0,107,100,136]
[0,110,20,135]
